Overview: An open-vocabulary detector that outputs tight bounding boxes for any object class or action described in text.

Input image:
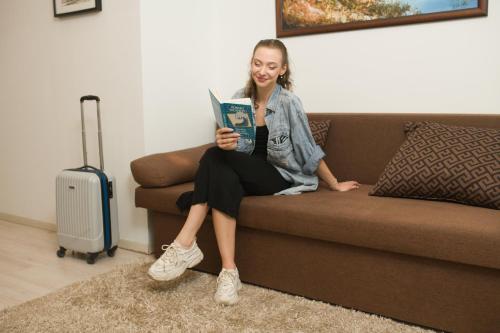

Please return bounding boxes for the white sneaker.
[214,268,242,305]
[148,240,204,281]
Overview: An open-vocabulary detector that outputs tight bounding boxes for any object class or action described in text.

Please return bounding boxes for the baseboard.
[0,212,56,231]
[0,212,152,255]
[118,239,152,254]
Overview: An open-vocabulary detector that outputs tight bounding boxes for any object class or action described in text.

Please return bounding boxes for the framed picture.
[53,0,102,17]
[276,0,488,37]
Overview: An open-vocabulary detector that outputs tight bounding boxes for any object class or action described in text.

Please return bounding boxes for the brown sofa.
[131,113,500,333]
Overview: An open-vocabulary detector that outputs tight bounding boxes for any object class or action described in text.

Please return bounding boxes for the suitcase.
[55,95,119,264]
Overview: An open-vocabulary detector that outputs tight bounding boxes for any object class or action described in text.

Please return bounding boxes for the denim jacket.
[232,84,325,195]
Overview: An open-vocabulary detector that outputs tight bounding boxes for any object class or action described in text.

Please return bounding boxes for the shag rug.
[0,259,435,333]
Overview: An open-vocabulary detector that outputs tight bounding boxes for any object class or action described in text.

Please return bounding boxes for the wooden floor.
[0,219,150,311]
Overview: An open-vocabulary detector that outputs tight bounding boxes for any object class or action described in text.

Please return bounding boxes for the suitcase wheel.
[86,252,99,265]
[56,247,66,258]
[107,246,118,257]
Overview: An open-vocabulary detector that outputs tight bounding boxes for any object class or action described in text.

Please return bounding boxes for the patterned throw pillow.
[309,120,331,148]
[370,122,500,210]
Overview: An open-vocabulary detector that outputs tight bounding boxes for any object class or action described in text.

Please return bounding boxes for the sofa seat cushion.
[135,183,500,270]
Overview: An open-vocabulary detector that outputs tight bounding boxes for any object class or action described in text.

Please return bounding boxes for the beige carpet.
[0,259,436,333]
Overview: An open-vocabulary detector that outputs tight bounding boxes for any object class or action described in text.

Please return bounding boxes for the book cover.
[209,89,255,141]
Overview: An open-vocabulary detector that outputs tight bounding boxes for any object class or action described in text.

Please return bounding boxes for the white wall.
[140,0,220,154]
[213,0,500,115]
[0,0,148,250]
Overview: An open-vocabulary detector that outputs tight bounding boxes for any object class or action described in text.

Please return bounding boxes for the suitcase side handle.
[80,95,100,102]
[80,96,104,170]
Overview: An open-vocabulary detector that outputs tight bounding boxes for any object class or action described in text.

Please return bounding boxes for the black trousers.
[176,146,290,218]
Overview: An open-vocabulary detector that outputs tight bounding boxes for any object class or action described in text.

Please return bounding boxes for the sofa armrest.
[131,143,214,187]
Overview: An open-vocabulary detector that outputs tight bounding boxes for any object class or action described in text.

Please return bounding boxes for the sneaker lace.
[159,243,179,266]
[217,270,237,294]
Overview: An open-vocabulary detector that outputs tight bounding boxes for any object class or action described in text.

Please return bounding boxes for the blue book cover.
[209,89,255,141]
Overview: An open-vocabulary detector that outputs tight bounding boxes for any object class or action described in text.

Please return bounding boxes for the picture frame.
[276,0,488,37]
[53,0,102,17]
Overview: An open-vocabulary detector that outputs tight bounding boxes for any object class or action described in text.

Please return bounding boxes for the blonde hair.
[244,39,292,99]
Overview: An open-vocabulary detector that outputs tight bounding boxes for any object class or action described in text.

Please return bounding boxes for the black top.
[252,125,269,160]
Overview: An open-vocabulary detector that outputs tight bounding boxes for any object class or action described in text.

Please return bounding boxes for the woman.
[148,39,360,305]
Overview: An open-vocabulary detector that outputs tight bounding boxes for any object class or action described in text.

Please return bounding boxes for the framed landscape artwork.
[276,0,488,37]
[54,0,102,17]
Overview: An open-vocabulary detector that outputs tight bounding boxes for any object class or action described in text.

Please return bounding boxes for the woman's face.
[251,46,287,91]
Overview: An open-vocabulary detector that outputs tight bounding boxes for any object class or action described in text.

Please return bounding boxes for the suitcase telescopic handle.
[80,95,101,102]
[80,96,104,170]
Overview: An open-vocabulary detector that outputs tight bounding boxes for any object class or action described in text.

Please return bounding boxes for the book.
[209,89,255,141]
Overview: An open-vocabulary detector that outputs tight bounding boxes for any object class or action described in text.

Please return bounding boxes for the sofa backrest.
[307,113,500,185]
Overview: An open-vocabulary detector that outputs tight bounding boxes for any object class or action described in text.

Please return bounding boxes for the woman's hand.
[331,181,360,192]
[316,160,360,192]
[216,127,240,151]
